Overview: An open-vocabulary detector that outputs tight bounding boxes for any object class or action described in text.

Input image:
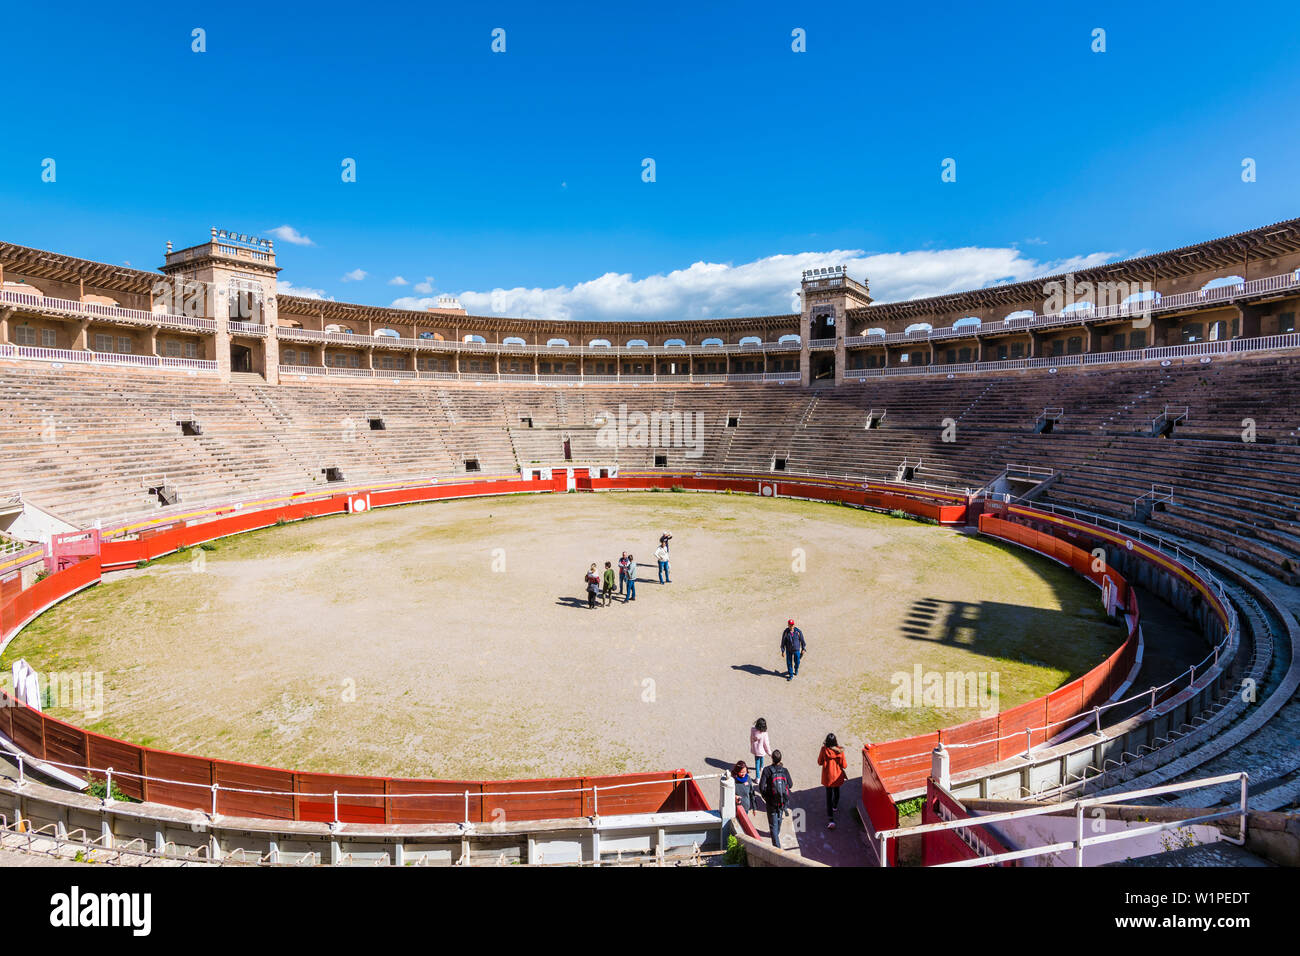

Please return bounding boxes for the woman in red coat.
[817,733,848,829]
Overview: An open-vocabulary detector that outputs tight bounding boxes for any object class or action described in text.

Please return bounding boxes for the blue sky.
[2,1,1298,320]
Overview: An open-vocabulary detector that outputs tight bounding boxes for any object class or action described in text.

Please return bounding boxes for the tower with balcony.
[160,228,281,383]
[799,265,871,385]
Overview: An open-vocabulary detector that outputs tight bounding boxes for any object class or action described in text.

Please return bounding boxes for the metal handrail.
[874,771,1249,867]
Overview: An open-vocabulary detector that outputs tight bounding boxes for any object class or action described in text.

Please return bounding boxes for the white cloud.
[341,268,368,282]
[413,276,435,294]
[277,279,333,300]
[438,245,1120,322]
[388,275,409,286]
[267,225,315,246]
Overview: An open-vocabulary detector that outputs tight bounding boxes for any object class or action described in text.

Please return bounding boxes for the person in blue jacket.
[780,619,806,681]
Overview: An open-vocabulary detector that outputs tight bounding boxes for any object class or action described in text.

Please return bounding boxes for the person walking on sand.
[750,718,772,783]
[585,563,600,609]
[758,750,794,850]
[655,541,671,584]
[618,552,630,595]
[601,561,616,607]
[818,733,848,829]
[780,619,806,681]
[624,554,637,602]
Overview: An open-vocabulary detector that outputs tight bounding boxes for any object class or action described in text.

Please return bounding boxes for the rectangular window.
[1279,312,1296,334]
[116,336,133,354]
[1011,342,1025,359]
[15,326,37,346]
[184,341,198,359]
[1067,336,1082,355]
[1130,329,1147,349]
[94,333,113,351]
[40,328,57,347]
[1050,340,1064,357]
[1180,324,1203,344]
[996,344,1008,360]
[1112,333,1125,351]
[166,340,181,357]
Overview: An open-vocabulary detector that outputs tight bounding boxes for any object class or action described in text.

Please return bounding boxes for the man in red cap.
[780,619,806,681]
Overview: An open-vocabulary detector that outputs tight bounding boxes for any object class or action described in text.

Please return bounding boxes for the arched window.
[1003,310,1034,322]
[419,331,438,340]
[777,334,801,345]
[588,338,611,347]
[1202,276,1244,292]
[502,336,526,347]
[1062,301,1093,313]
[1122,290,1160,306]
[464,334,486,344]
[626,339,649,348]
[738,335,762,346]
[952,317,981,330]
[325,324,353,334]
[904,323,932,335]
[664,338,686,347]
[547,337,570,347]
[862,328,886,337]
[375,328,400,339]
[701,337,723,347]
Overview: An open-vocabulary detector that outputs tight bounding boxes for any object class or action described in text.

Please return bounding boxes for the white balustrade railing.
[0,289,216,332]
[4,268,1297,363]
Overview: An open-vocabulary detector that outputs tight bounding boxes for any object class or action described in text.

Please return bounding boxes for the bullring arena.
[0,219,1299,868]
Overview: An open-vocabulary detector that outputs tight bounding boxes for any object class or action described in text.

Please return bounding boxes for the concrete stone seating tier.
[0,356,1297,581]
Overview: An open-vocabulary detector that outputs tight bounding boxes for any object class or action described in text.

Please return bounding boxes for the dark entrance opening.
[230,344,253,373]
[464,459,481,472]
[772,457,787,471]
[812,354,835,380]
[654,454,667,468]
[322,467,344,482]
[148,484,180,506]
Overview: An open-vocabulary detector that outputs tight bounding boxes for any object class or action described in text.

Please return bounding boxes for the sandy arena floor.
[5,491,1121,803]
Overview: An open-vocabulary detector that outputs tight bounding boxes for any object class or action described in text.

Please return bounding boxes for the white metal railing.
[1020,499,1239,638]
[276,366,801,386]
[874,772,1248,867]
[1005,463,1054,478]
[842,331,1300,380]
[1134,483,1176,513]
[0,734,715,827]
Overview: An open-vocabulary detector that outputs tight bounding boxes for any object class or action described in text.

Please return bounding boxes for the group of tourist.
[582,532,672,608]
[732,718,848,849]
[575,536,841,853]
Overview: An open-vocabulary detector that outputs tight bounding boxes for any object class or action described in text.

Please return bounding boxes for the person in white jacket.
[655,543,671,584]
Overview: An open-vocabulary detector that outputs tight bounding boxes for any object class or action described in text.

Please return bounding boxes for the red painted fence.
[858,512,1144,846]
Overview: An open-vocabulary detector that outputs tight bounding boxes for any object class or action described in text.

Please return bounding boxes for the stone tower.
[160,228,281,383]
[799,265,872,385]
